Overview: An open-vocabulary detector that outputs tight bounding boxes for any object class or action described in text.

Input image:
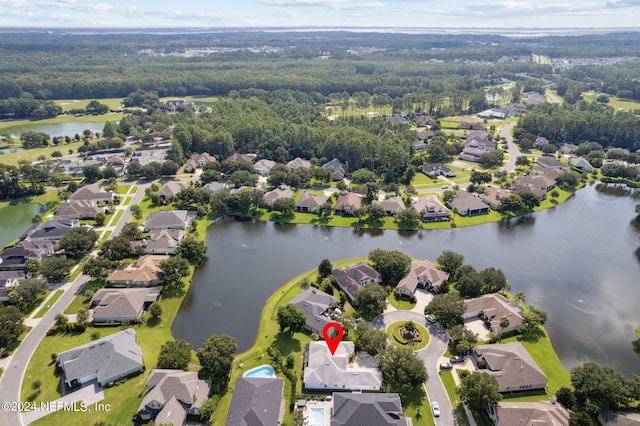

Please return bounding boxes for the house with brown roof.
[415,114,436,127]
[253,159,277,176]
[91,288,160,323]
[55,200,102,219]
[289,287,337,335]
[226,377,285,426]
[412,195,451,222]
[332,263,381,300]
[106,154,126,168]
[131,229,184,255]
[396,259,449,296]
[158,181,188,201]
[144,210,195,231]
[107,255,168,287]
[184,152,216,172]
[296,191,329,213]
[262,186,295,206]
[69,184,115,203]
[287,157,312,172]
[448,192,490,216]
[422,163,456,178]
[460,121,485,130]
[226,153,256,163]
[464,293,524,334]
[334,192,362,215]
[472,342,547,393]
[415,129,435,140]
[533,136,549,150]
[488,401,569,426]
[481,186,514,210]
[137,369,212,426]
[373,196,405,216]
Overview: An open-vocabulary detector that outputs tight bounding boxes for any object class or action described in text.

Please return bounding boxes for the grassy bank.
[636,325,640,339]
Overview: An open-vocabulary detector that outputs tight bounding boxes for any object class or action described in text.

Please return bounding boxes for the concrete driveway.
[464,318,491,341]
[22,380,105,425]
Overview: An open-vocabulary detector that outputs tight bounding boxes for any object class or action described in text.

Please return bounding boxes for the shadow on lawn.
[273,332,302,356]
[517,326,545,343]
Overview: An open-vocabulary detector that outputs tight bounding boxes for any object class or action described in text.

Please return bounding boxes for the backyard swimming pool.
[308,407,325,426]
[242,364,275,378]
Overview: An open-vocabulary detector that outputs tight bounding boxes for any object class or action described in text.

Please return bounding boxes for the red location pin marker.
[322,322,344,356]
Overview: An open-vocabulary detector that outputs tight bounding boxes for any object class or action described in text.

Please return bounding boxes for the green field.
[33,290,64,319]
[0,141,86,166]
[387,293,417,310]
[55,98,124,112]
[441,371,471,426]
[582,91,640,112]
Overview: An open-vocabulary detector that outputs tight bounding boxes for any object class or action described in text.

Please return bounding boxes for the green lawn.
[453,210,502,227]
[387,293,417,310]
[64,278,106,314]
[116,185,130,195]
[55,98,124,112]
[440,370,471,426]
[386,321,430,351]
[107,209,125,227]
[33,290,64,319]
[582,91,640,112]
[0,141,86,166]
[0,112,124,131]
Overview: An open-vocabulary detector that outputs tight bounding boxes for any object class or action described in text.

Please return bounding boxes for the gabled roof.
[0,239,56,265]
[331,392,409,426]
[254,159,276,172]
[107,255,168,285]
[132,229,184,253]
[569,157,593,172]
[599,411,640,425]
[58,329,143,386]
[397,259,449,294]
[464,293,524,331]
[536,156,567,169]
[322,158,348,180]
[287,157,312,170]
[69,184,115,202]
[334,192,362,212]
[227,153,256,163]
[290,287,337,334]
[493,401,569,426]
[91,288,159,321]
[332,263,381,299]
[296,191,329,210]
[373,196,405,214]
[55,200,101,219]
[202,182,227,193]
[263,187,295,205]
[144,210,194,230]
[448,192,489,213]
[158,181,188,199]
[226,377,284,426]
[29,217,79,239]
[412,195,450,217]
[473,342,547,391]
[106,155,125,166]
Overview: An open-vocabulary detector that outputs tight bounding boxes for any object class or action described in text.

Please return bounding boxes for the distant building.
[286,157,312,172]
[184,152,216,172]
[448,192,489,216]
[253,159,277,176]
[397,259,449,296]
[322,158,348,180]
[422,163,456,178]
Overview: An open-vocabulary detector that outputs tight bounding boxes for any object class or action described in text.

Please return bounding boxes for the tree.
[424,292,465,329]
[276,304,306,333]
[521,305,547,333]
[157,340,193,370]
[99,235,137,261]
[85,100,109,115]
[354,322,388,356]
[448,324,478,354]
[500,194,527,219]
[569,411,594,426]
[158,256,190,289]
[57,227,99,259]
[197,334,237,388]
[120,222,142,240]
[25,258,40,275]
[130,204,143,222]
[514,292,526,305]
[499,316,510,340]
[556,386,576,408]
[271,197,295,214]
[571,362,632,413]
[368,203,386,220]
[40,257,74,283]
[82,256,116,277]
[54,313,68,327]
[368,249,412,286]
[458,372,502,413]
[479,150,504,168]
[397,208,420,229]
[149,301,163,318]
[176,235,206,263]
[437,250,465,279]
[556,170,580,188]
[470,170,492,185]
[83,165,102,183]
[318,259,333,278]
[0,305,25,348]
[76,309,89,323]
[352,281,388,321]
[479,267,509,293]
[515,156,530,167]
[456,266,483,298]
[377,346,428,398]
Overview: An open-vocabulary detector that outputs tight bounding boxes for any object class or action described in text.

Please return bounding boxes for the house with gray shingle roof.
[69,184,115,203]
[144,210,195,231]
[322,158,348,180]
[448,192,489,216]
[226,377,285,426]
[422,163,456,178]
[570,156,593,172]
[57,328,143,388]
[464,293,524,334]
[331,392,410,426]
[304,341,382,391]
[0,270,27,301]
[488,401,569,426]
[137,369,212,426]
[202,182,227,193]
[131,229,184,255]
[29,218,80,240]
[373,196,405,216]
[55,200,102,219]
[158,181,188,201]
[296,191,329,213]
[599,410,640,426]
[332,263,381,300]
[0,240,56,270]
[536,156,567,170]
[289,287,337,335]
[253,159,277,176]
[263,186,295,206]
[287,157,312,172]
[91,288,160,323]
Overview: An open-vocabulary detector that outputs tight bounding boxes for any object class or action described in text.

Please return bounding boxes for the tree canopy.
[276,304,306,334]
[458,372,502,413]
[352,281,388,321]
[157,340,193,370]
[377,346,428,398]
[424,292,465,329]
[368,249,412,286]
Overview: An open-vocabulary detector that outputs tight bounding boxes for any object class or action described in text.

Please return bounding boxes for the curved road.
[500,121,521,174]
[372,311,454,425]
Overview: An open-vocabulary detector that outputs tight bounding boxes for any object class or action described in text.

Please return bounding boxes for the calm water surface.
[0,202,42,248]
[6,122,107,138]
[173,184,640,377]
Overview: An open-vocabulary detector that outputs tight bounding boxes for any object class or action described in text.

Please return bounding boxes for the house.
[396,259,449,296]
[415,115,436,127]
[91,288,160,323]
[157,181,188,201]
[263,186,295,206]
[524,92,546,106]
[322,158,348,180]
[415,129,435,140]
[131,148,170,166]
[29,218,80,240]
[464,293,524,334]
[144,210,195,231]
[478,109,506,119]
[372,196,405,216]
[511,182,547,201]
[536,156,567,170]
[334,192,362,215]
[107,255,168,287]
[289,287,337,335]
[514,174,556,193]
[332,263,381,300]
[253,159,277,176]
[412,195,451,222]
[422,163,456,178]
[560,143,578,155]
[331,392,410,426]
[131,229,184,255]
[296,191,329,213]
[0,270,26,301]
[412,140,428,151]
[287,157,312,172]
[599,411,640,425]
[448,192,490,216]
[488,401,570,426]
[202,182,227,193]
[0,240,56,270]
[55,200,102,219]
[460,121,485,130]
[105,154,126,168]
[226,377,285,426]
[137,369,212,426]
[184,152,216,172]
[461,133,495,162]
[533,137,549,150]
[303,341,382,391]
[472,342,548,393]
[481,186,514,210]
[69,184,115,203]
[385,115,409,125]
[226,153,256,163]
[570,157,593,172]
[57,328,143,388]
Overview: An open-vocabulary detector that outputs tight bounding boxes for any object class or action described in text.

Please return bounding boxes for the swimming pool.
[308,407,325,426]
[242,364,275,378]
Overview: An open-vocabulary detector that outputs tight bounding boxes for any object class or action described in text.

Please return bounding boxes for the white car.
[432,401,440,417]
[425,315,436,324]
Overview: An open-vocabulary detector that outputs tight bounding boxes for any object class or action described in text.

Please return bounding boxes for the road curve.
[372,311,454,425]
[500,122,522,174]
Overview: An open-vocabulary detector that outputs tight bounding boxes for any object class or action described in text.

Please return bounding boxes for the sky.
[1,0,640,29]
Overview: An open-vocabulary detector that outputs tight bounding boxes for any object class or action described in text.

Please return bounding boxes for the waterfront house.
[226,377,285,426]
[396,259,449,296]
[144,210,195,231]
[55,200,102,220]
[412,195,451,222]
[448,192,490,216]
[29,218,80,240]
[131,229,184,255]
[262,186,295,207]
[289,287,337,335]
[158,181,188,202]
[372,196,405,216]
[91,288,160,323]
[334,192,362,215]
[296,191,329,213]
[332,263,381,300]
[107,255,168,287]
[464,293,524,334]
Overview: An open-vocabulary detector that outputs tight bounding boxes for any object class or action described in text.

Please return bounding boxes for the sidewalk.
[449,364,478,426]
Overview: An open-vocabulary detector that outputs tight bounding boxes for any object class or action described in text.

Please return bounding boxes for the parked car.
[432,401,440,417]
[450,355,464,363]
[425,315,436,324]
[439,362,453,370]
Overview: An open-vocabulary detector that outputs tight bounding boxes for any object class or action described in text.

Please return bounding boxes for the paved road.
[372,311,454,425]
[500,122,521,174]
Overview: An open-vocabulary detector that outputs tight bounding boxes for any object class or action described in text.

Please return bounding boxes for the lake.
[172,184,640,377]
[5,122,107,138]
[0,201,43,248]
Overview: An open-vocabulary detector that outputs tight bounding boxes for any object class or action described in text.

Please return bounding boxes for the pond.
[172,184,640,377]
[5,122,107,138]
[0,201,43,248]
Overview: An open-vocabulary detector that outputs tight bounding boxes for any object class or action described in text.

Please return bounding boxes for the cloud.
[260,0,347,6]
[335,2,384,10]
[269,8,299,16]
[0,0,28,7]
[462,1,605,16]
[607,0,640,7]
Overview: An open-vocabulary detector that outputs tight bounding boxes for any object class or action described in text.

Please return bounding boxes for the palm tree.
[499,316,510,341]
[514,291,526,305]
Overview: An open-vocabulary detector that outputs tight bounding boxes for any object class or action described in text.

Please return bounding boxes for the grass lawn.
[116,185,130,195]
[1,326,31,358]
[441,370,471,426]
[386,321,430,351]
[440,120,460,129]
[54,98,123,112]
[453,210,502,227]
[582,91,640,112]
[636,325,640,339]
[64,278,106,314]
[412,172,440,187]
[107,209,124,227]
[387,293,417,310]
[403,386,436,426]
[0,141,86,166]
[33,290,64,319]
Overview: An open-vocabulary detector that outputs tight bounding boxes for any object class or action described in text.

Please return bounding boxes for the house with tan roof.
[262,186,295,206]
[481,186,514,210]
[397,259,449,296]
[158,181,188,201]
[253,159,277,176]
[131,229,184,255]
[334,192,362,215]
[303,341,382,391]
[488,401,569,426]
[448,192,490,216]
[373,196,405,216]
[107,255,168,287]
[464,293,524,334]
[287,157,312,172]
[472,342,547,393]
[137,369,212,426]
[412,195,451,222]
[226,153,256,163]
[69,184,115,203]
[296,191,329,213]
[184,152,216,172]
[91,288,160,323]
[289,287,337,335]
[332,263,381,300]
[106,154,126,168]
